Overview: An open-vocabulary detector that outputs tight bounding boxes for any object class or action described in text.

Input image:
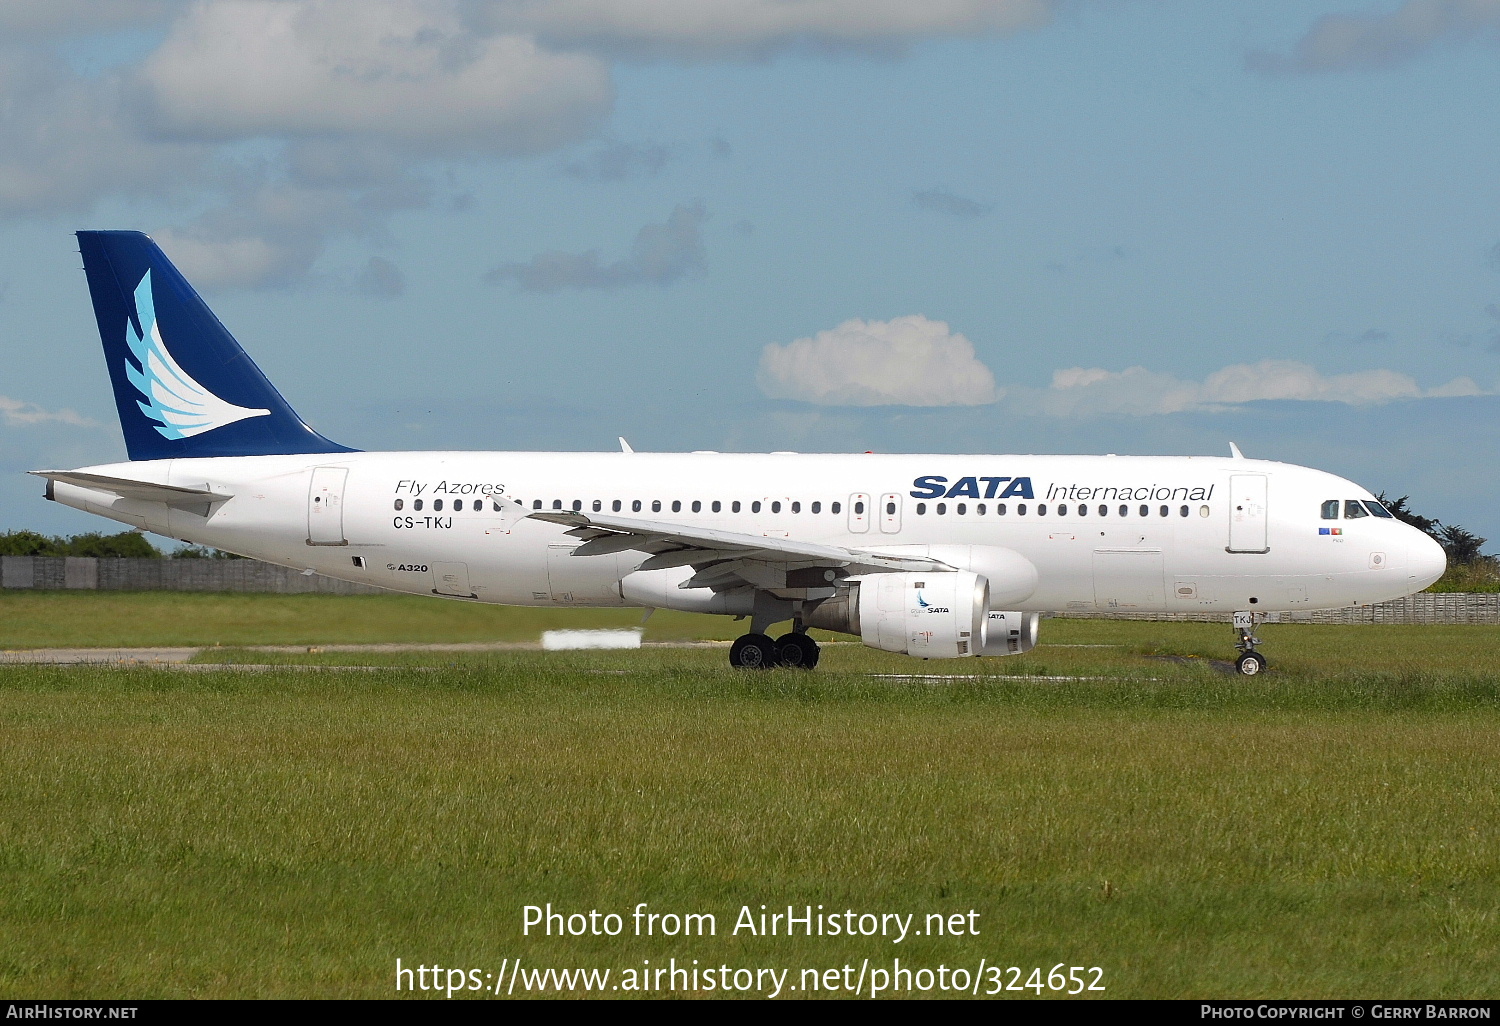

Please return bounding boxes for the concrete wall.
[2,555,1497,622]
[0,556,385,595]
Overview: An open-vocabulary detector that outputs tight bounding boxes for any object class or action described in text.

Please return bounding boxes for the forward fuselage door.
[879,492,902,534]
[848,493,871,534]
[1227,474,1270,553]
[307,466,348,546]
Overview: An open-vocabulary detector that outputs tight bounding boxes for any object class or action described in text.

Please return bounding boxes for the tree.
[0,530,161,558]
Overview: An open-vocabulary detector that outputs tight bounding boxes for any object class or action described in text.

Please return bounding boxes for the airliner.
[34,232,1447,674]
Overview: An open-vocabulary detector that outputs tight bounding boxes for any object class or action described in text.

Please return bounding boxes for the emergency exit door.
[307,467,348,546]
[879,492,902,533]
[1227,474,1269,553]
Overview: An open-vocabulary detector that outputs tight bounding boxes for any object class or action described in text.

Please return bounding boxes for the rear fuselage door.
[307,466,348,546]
[1227,474,1269,553]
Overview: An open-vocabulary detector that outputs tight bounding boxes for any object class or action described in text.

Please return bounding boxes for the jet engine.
[980,610,1039,656]
[806,571,989,658]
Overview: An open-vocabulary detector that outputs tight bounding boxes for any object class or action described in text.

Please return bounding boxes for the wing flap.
[528,509,951,580]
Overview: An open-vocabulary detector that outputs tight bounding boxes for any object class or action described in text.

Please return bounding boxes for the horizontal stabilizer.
[31,470,232,511]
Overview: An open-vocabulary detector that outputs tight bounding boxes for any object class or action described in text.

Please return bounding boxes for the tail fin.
[76,230,355,461]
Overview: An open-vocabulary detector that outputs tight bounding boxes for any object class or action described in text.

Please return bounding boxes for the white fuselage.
[48,451,1446,616]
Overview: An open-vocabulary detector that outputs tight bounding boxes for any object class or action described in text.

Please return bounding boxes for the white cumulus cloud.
[479,0,1054,57]
[1248,0,1500,74]
[758,315,1000,407]
[137,0,612,154]
[1041,359,1486,416]
[0,396,97,428]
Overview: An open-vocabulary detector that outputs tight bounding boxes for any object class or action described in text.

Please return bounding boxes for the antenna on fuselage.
[1229,442,1245,459]
[619,437,635,453]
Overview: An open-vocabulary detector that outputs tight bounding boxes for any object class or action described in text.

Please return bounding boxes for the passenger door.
[306,466,348,546]
[1227,474,1269,553]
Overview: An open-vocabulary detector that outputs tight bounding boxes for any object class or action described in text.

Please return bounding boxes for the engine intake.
[807,571,989,659]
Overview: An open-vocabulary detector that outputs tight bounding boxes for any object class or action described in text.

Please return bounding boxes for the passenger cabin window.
[1017,504,1027,516]
[1118,504,1128,517]
[1037,504,1046,516]
[752,501,762,513]
[831,502,841,514]
[1057,504,1067,516]
[592,500,602,512]
[652,500,662,513]
[1098,505,1107,516]
[711,501,720,512]
[692,500,702,513]
[550,499,561,510]
[916,502,927,515]
[1159,505,1169,517]
[854,501,864,514]
[771,501,782,513]
[732,501,742,513]
[791,501,801,513]
[996,503,1007,515]
[957,503,967,515]
[434,499,444,511]
[1321,499,1340,520]
[632,500,642,512]
[1344,500,1369,519]
[1364,500,1394,519]
[612,499,621,512]
[1179,505,1189,517]
[936,503,947,515]
[885,501,896,515]
[811,501,821,513]
[1139,504,1149,517]
[977,503,987,515]
[572,500,582,511]
[672,500,682,512]
[394,499,403,511]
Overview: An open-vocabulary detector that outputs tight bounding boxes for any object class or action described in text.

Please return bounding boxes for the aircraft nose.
[1409,531,1447,591]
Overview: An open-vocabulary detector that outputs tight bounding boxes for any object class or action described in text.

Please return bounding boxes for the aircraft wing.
[30,470,232,513]
[528,509,951,591]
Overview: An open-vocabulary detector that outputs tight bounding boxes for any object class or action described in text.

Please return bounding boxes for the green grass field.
[1,592,1497,999]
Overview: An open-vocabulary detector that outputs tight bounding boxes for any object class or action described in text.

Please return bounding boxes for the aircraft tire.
[730,633,780,669]
[1235,651,1266,676]
[775,633,820,670]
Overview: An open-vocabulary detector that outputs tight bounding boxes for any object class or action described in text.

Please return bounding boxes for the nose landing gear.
[1232,611,1268,676]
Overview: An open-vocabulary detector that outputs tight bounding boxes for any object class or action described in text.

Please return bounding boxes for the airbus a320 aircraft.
[35,232,1447,674]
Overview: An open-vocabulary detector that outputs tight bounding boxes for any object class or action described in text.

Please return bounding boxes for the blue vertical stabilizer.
[76,230,355,460]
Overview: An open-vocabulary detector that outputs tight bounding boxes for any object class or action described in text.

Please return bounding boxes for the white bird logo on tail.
[123,269,270,440]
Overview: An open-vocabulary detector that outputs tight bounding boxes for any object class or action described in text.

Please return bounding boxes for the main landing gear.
[728,631,821,670]
[729,593,822,670]
[1232,611,1268,676]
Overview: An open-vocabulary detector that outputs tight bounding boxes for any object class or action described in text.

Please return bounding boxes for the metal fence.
[0,555,384,595]
[2,555,1498,622]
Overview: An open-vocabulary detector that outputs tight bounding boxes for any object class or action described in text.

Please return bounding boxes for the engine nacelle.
[980,610,1039,656]
[807,571,988,658]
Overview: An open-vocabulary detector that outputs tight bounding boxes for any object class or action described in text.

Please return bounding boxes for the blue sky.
[2,0,1499,543]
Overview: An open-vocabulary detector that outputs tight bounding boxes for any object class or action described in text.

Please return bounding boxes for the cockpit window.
[1320,499,1339,520]
[1344,499,1369,519]
[1363,500,1394,519]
